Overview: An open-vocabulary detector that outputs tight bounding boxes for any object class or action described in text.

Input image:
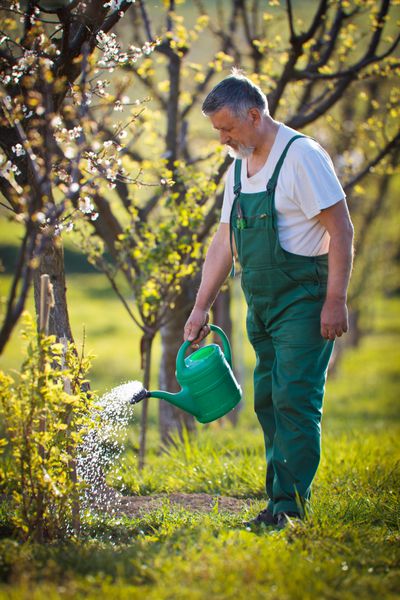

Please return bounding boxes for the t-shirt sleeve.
[292,143,345,219]
[220,162,235,223]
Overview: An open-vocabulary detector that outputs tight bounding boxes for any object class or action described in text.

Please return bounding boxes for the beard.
[227,143,255,159]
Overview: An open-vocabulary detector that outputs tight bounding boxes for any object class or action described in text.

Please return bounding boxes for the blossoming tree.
[0,0,146,352]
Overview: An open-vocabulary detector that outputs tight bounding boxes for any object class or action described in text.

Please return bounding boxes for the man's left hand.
[320,297,348,340]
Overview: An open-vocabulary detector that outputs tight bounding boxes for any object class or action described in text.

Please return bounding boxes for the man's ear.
[248,108,262,126]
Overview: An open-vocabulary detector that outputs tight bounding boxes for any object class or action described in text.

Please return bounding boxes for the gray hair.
[202,70,269,119]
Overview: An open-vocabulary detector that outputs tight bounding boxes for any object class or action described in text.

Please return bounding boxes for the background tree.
[0,0,142,352]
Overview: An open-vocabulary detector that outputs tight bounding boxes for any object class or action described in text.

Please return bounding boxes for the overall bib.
[230,135,334,516]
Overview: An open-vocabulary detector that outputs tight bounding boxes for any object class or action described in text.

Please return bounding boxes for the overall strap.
[229,159,243,278]
[233,159,242,196]
[267,134,305,264]
[266,134,305,195]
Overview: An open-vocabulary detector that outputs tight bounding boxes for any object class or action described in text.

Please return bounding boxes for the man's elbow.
[338,209,354,247]
[329,218,354,255]
[346,218,355,249]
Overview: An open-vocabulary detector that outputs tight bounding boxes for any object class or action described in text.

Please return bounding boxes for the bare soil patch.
[113,493,251,518]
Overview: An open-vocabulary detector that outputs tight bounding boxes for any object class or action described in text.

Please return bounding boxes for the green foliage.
[0,314,98,541]
[111,162,216,324]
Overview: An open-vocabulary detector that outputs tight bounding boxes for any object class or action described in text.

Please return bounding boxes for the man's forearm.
[184,224,233,342]
[320,227,353,340]
[318,200,354,339]
[325,228,354,302]
[195,243,232,311]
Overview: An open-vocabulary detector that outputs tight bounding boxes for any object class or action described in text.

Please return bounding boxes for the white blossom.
[79,196,95,214]
[35,212,46,224]
[12,144,26,157]
[93,80,109,97]
[22,105,34,119]
[51,116,62,128]
[104,0,135,8]
[1,160,21,177]
[55,220,74,235]
[69,126,83,140]
[64,146,76,159]
[96,27,154,69]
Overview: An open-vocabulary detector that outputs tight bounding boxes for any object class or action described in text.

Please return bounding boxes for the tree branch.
[130,67,167,110]
[298,0,329,45]
[269,1,329,115]
[293,33,400,81]
[0,229,33,354]
[367,0,390,57]
[181,0,241,120]
[286,0,296,43]
[344,132,400,194]
[287,73,353,128]
[101,0,136,34]
[138,0,154,41]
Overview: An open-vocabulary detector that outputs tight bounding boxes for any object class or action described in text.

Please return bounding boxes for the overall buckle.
[266,180,276,194]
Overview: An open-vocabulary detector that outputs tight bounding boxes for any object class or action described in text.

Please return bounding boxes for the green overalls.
[230,135,334,516]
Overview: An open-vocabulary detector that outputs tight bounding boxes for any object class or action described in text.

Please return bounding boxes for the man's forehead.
[210,106,239,129]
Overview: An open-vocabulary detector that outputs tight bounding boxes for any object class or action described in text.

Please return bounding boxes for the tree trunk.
[158,280,197,446]
[33,232,74,342]
[138,333,153,470]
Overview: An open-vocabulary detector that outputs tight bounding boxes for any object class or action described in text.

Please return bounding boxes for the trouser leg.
[271,339,334,515]
[251,334,276,511]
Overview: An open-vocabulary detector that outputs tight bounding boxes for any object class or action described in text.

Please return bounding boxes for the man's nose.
[220,131,230,144]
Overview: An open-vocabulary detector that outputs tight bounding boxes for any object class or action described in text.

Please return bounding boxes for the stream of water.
[77,380,144,513]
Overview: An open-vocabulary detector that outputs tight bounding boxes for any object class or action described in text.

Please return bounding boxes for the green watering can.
[130,325,242,423]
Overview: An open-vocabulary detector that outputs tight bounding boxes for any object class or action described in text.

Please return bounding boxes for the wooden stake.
[39,274,55,335]
[37,274,54,541]
[61,336,80,536]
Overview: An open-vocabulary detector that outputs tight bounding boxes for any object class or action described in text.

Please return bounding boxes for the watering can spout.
[147,389,193,413]
[129,386,190,411]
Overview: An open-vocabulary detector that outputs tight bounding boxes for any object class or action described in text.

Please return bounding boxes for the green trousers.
[230,136,334,516]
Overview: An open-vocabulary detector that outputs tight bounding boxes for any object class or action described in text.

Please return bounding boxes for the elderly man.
[184,71,354,530]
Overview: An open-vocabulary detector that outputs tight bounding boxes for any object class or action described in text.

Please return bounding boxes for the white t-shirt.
[220,123,345,256]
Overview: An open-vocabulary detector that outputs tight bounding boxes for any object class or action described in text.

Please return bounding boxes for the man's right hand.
[184,308,210,346]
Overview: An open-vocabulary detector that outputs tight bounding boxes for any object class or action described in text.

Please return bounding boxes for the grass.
[0,284,399,598]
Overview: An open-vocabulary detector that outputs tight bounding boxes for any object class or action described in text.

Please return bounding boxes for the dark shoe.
[276,511,301,530]
[244,508,277,528]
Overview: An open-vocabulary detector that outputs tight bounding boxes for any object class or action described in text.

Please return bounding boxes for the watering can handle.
[176,324,233,374]
[209,324,232,366]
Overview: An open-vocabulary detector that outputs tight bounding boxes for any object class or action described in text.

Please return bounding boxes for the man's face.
[209,106,256,159]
